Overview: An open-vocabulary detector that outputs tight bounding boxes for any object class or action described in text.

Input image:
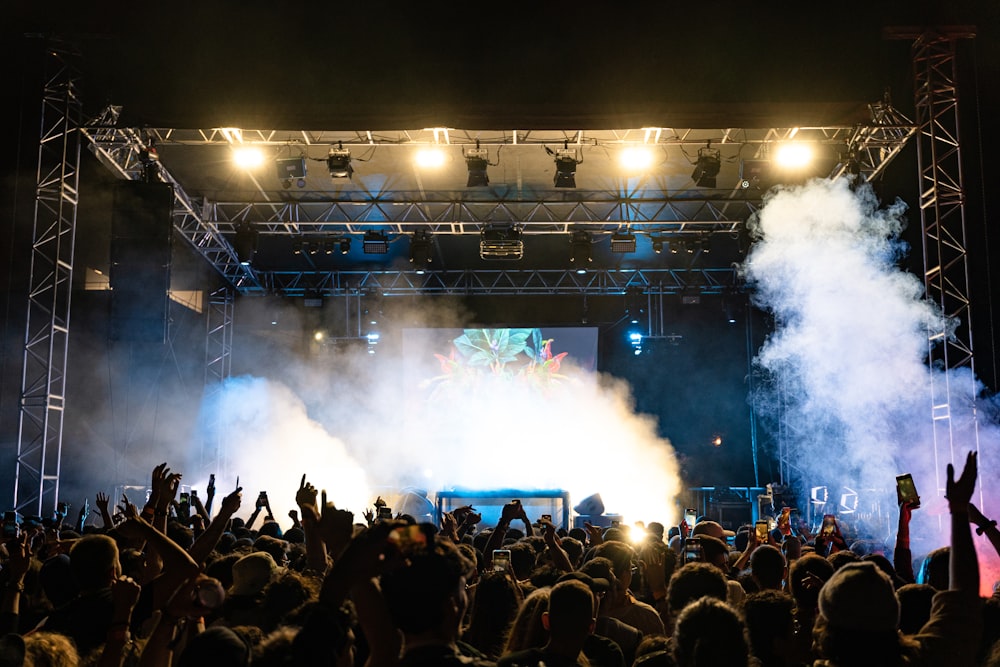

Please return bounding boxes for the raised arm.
[894,500,916,583]
[187,487,242,566]
[95,492,115,529]
[945,451,979,595]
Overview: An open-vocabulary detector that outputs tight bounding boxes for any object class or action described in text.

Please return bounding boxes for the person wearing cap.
[812,451,982,666]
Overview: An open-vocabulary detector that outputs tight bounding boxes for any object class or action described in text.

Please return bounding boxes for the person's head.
[814,561,910,665]
[917,547,950,590]
[647,522,666,541]
[229,551,281,598]
[261,570,319,630]
[503,587,551,653]
[22,631,80,667]
[691,520,735,542]
[827,549,860,571]
[743,590,796,666]
[380,535,474,641]
[750,545,786,591]
[578,556,619,608]
[896,583,935,635]
[788,553,834,612]
[559,536,585,568]
[254,535,289,567]
[667,562,728,617]
[591,541,637,588]
[463,570,524,656]
[69,533,120,591]
[672,597,749,667]
[507,541,537,580]
[543,579,596,642]
[696,535,730,572]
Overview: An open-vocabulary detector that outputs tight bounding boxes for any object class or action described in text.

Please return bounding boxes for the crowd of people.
[0,452,995,666]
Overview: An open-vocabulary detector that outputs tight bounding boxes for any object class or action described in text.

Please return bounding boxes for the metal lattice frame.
[81,107,915,296]
[200,287,234,478]
[907,28,982,497]
[15,43,83,514]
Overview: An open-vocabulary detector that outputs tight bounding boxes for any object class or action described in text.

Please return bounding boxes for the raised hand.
[95,492,111,514]
[946,451,978,510]
[219,487,242,516]
[111,575,142,616]
[296,475,320,524]
[318,490,354,558]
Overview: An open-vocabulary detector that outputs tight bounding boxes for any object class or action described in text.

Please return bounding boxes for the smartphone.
[684,507,698,528]
[493,549,512,572]
[683,537,702,563]
[190,489,198,499]
[258,491,268,506]
[208,474,216,488]
[179,492,190,504]
[377,506,393,520]
[755,520,769,542]
[896,473,920,509]
[821,514,837,536]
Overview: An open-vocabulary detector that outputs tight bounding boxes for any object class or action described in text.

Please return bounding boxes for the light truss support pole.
[200,287,234,478]
[14,41,83,514]
[888,26,981,499]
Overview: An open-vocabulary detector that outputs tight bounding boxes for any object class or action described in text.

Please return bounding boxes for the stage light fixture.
[610,231,637,253]
[339,238,351,254]
[327,142,353,178]
[809,486,829,505]
[465,146,490,187]
[774,142,814,169]
[691,146,721,187]
[651,237,664,254]
[479,226,524,260]
[620,147,654,171]
[233,146,265,169]
[308,241,320,256]
[415,148,446,168]
[362,231,389,254]
[409,230,433,273]
[839,487,858,514]
[232,222,259,266]
[553,148,578,188]
[569,231,592,273]
[292,241,303,255]
[276,156,307,189]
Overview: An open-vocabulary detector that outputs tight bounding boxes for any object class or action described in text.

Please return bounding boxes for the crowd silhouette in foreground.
[0,451,996,666]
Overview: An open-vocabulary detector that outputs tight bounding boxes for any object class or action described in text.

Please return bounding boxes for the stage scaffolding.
[19,40,952,514]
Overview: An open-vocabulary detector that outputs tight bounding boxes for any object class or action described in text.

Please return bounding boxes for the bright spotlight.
[313,331,325,342]
[620,147,654,171]
[232,147,265,169]
[415,148,446,168]
[774,143,814,169]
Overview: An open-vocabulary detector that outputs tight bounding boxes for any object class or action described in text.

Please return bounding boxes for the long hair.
[463,570,524,659]
[502,587,550,654]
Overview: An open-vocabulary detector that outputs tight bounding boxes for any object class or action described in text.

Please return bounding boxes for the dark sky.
[8,1,998,129]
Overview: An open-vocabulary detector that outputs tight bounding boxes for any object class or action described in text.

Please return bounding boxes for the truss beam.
[250,267,739,297]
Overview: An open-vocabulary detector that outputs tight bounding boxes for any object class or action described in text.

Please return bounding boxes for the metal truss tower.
[200,287,234,478]
[888,26,981,499]
[14,42,83,514]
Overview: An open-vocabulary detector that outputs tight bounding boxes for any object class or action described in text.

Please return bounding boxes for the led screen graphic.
[402,327,598,402]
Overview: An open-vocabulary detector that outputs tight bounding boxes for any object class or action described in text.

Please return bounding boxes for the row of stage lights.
[232,225,715,270]
[230,140,821,189]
